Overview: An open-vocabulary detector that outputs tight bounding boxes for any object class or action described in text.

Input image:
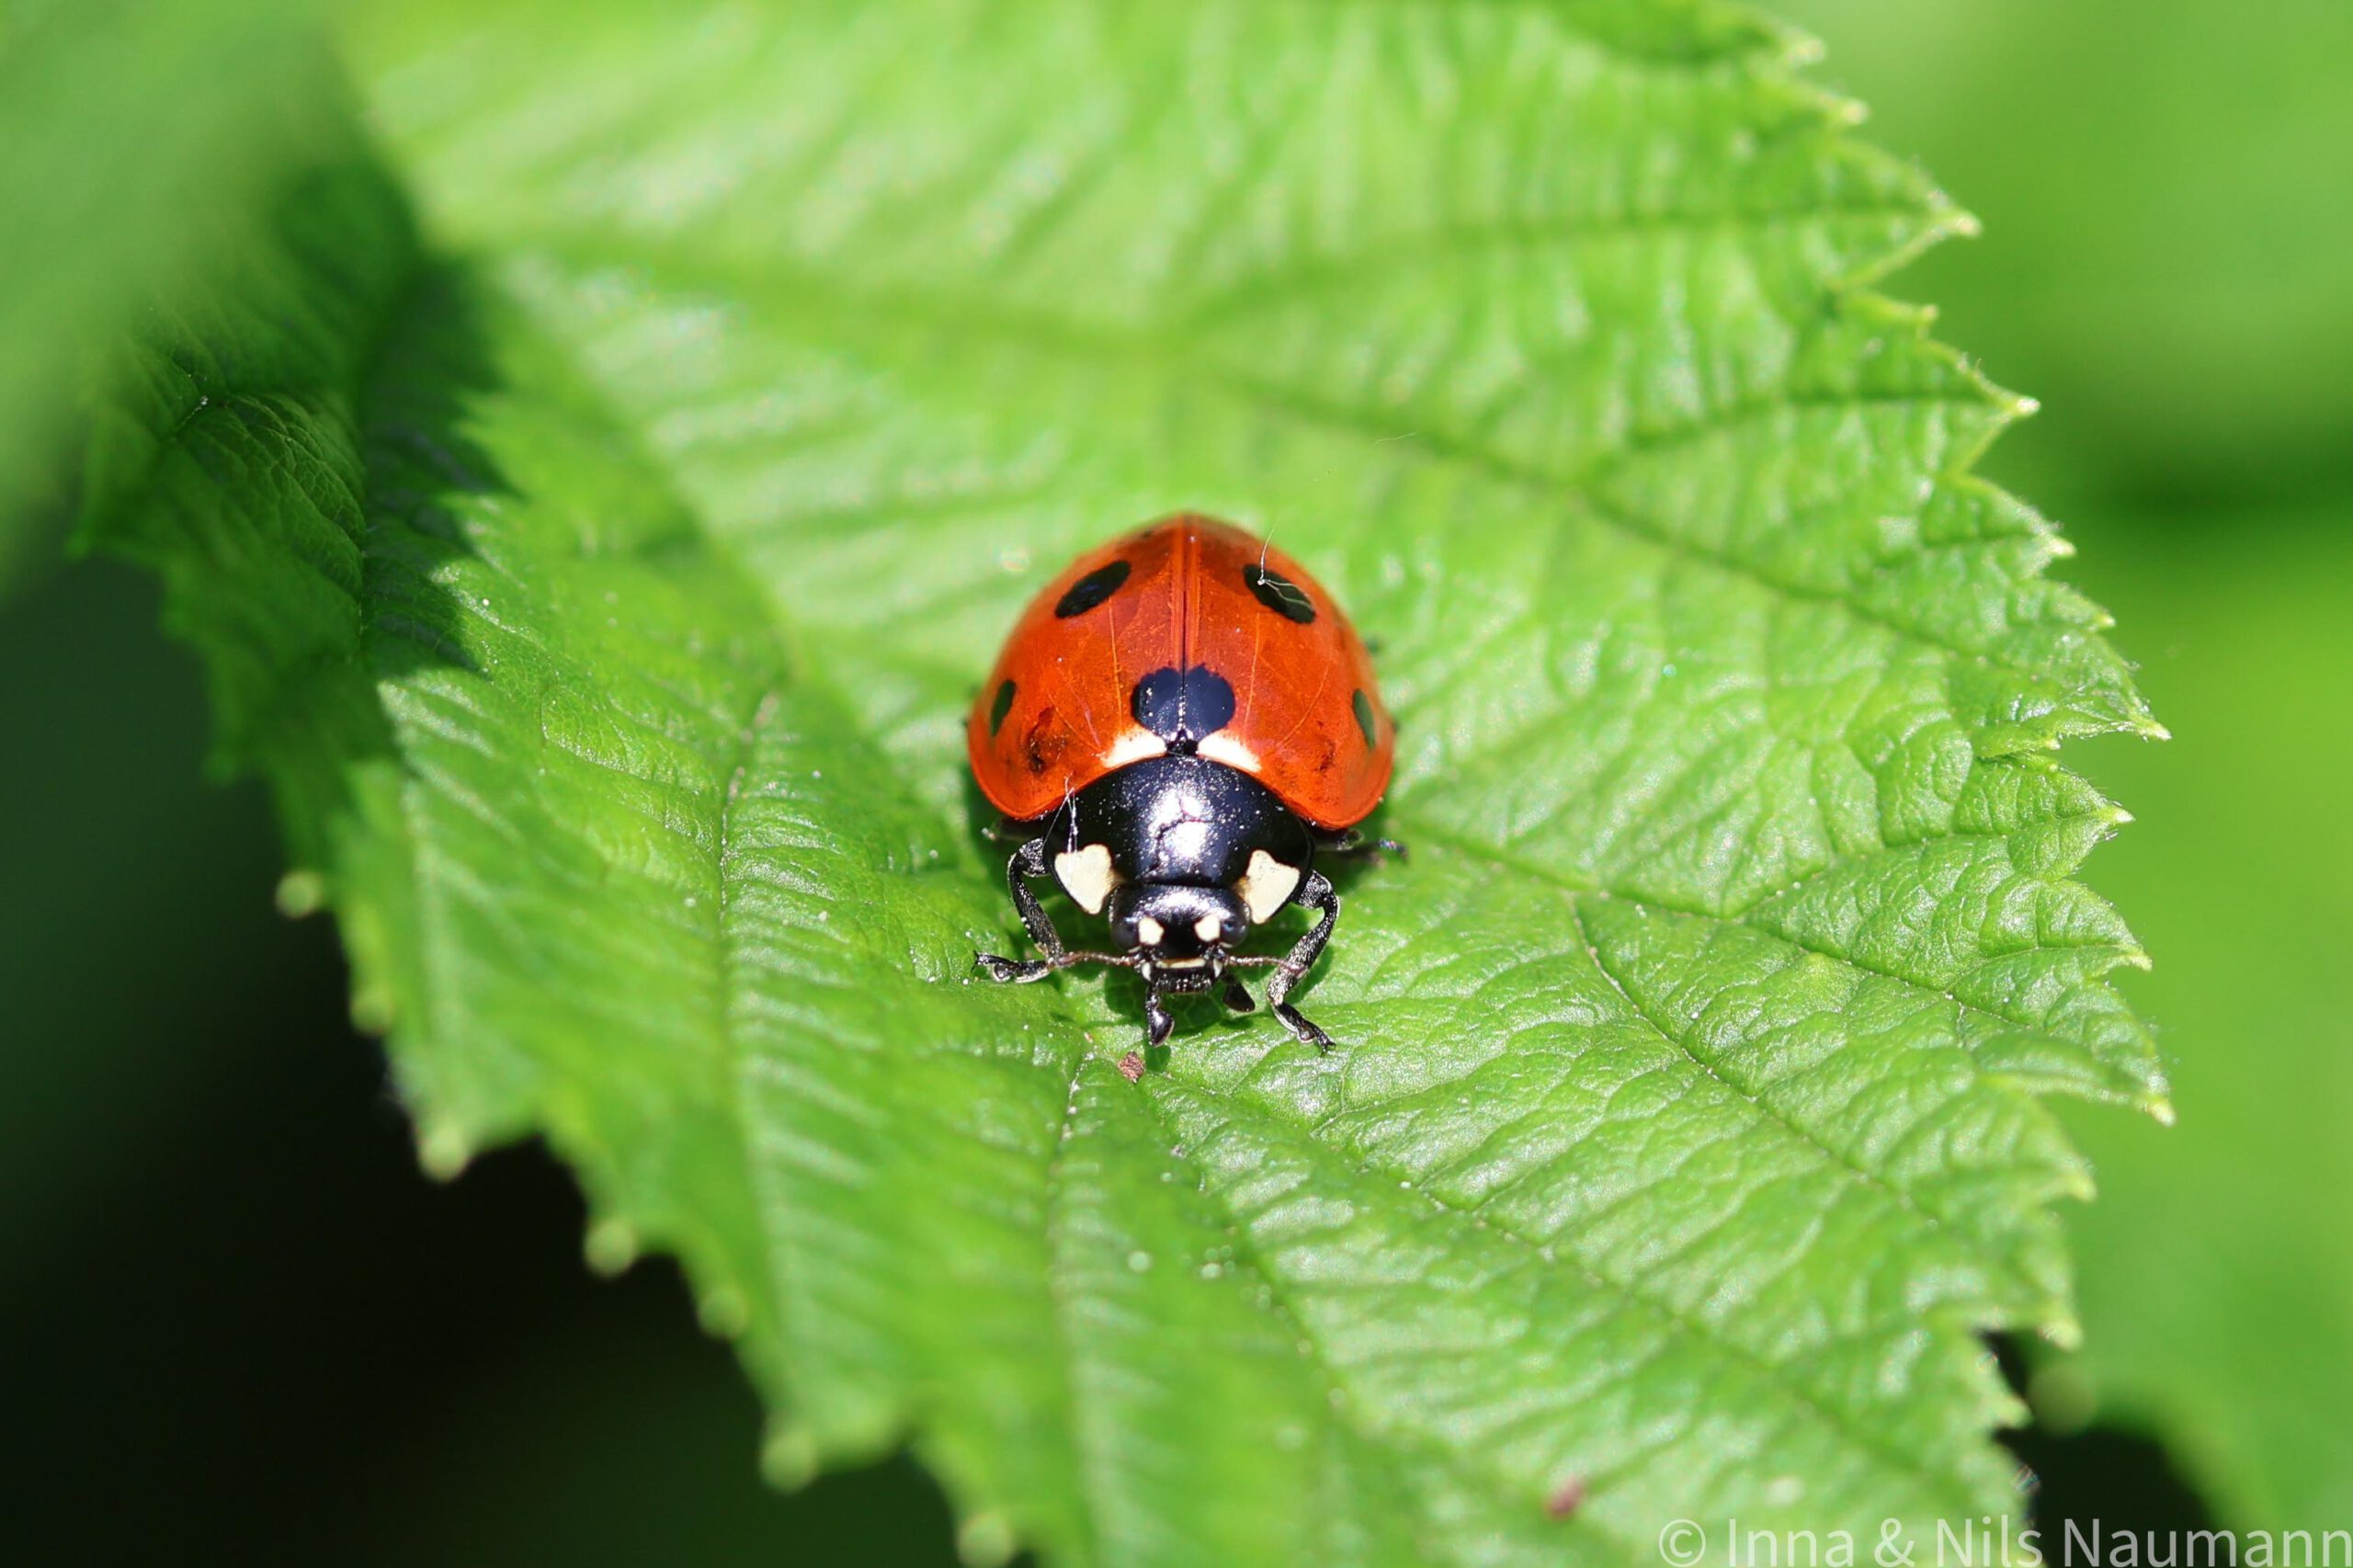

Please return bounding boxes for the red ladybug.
[969,515,1401,1051]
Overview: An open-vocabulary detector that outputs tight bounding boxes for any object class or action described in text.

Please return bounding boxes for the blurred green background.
[4,0,2346,1560]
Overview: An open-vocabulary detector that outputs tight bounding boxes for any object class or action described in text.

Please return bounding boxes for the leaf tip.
[759,1421,821,1490]
[1984,1381,2032,1433]
[584,1215,640,1277]
[1776,26,1827,71]
[350,983,395,1037]
[2040,1313,2085,1354]
[2146,1096,2178,1129]
[956,1509,1019,1567]
[697,1283,753,1339]
[415,1119,472,1181]
[274,868,327,918]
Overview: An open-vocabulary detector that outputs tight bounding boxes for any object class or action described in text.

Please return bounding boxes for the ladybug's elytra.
[969,515,1402,1051]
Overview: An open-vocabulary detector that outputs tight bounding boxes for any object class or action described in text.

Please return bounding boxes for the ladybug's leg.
[1265,870,1339,1052]
[977,837,1141,984]
[1004,836,1064,953]
[975,837,1063,983]
[1144,986,1176,1048]
[1219,971,1257,1014]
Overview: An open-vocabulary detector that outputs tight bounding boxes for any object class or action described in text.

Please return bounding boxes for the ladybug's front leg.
[1143,986,1176,1049]
[1265,870,1339,1052]
[975,836,1062,983]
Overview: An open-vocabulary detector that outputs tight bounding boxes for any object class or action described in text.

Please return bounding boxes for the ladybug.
[969,514,1402,1051]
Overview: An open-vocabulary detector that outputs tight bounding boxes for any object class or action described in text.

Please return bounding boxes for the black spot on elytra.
[988,677,1017,736]
[1242,562,1316,623]
[1351,688,1379,748]
[1054,559,1131,618]
[1131,666,1236,753]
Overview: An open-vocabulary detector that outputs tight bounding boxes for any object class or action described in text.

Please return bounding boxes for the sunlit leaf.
[84,2,2165,1562]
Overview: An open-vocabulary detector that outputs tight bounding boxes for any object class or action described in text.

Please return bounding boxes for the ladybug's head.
[1106,881,1249,992]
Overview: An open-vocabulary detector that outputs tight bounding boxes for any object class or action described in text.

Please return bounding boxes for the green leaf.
[0,0,340,591]
[85,1,2166,1562]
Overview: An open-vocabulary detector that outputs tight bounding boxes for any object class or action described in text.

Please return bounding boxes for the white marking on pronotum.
[1103,730,1165,768]
[1236,849,1302,925]
[1194,914,1223,943]
[1136,915,1165,946]
[1053,844,1119,915]
[1195,733,1260,773]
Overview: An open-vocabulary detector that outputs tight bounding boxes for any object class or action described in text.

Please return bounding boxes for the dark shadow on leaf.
[75,127,498,889]
[360,259,510,684]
